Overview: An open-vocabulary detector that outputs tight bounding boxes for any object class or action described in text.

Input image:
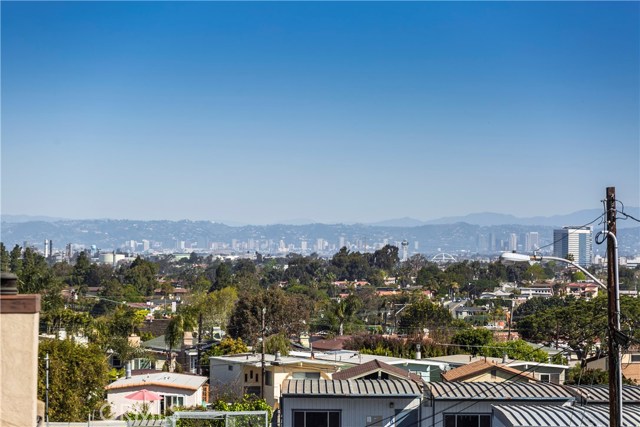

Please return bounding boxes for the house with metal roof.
[492,404,640,427]
[424,354,570,384]
[209,353,340,408]
[440,359,538,383]
[290,349,449,382]
[105,371,208,419]
[280,379,423,427]
[565,384,640,405]
[585,349,640,383]
[424,381,575,427]
[332,359,425,384]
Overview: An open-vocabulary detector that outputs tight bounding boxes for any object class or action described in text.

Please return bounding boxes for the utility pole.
[196,313,203,375]
[261,307,266,400]
[606,186,622,427]
[45,353,49,427]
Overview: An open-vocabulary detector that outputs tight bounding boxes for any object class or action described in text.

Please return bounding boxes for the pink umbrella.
[125,389,162,404]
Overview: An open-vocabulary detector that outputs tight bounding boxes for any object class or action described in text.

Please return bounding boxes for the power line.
[534,212,606,253]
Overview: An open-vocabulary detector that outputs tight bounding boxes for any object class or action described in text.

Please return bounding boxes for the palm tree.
[331,295,361,336]
[164,314,195,372]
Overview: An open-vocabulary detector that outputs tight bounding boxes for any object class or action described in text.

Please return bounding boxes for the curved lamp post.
[500,248,622,426]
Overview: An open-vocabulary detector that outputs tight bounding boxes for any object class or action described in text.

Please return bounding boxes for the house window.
[444,414,490,427]
[490,369,497,379]
[228,365,233,371]
[265,371,273,386]
[631,354,640,363]
[161,395,185,414]
[293,410,340,427]
[540,374,550,383]
[131,358,151,370]
[292,372,321,379]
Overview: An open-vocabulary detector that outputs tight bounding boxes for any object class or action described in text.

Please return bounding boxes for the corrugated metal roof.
[281,379,422,397]
[566,384,640,404]
[428,381,574,400]
[493,404,640,427]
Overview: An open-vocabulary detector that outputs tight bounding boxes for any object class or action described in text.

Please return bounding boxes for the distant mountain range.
[1,209,638,256]
[363,208,640,229]
[3,207,638,228]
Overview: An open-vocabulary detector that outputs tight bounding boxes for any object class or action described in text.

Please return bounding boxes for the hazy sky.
[2,1,638,224]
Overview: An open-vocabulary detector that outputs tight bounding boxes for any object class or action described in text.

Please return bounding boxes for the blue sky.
[2,1,638,224]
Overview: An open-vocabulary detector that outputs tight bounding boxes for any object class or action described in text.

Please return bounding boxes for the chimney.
[415,343,422,360]
[126,361,132,379]
[183,331,194,347]
[275,351,281,362]
[0,273,18,295]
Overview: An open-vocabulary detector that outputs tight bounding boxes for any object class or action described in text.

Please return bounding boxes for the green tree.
[525,263,548,283]
[451,328,492,355]
[371,245,399,272]
[210,337,249,356]
[9,244,22,274]
[397,296,453,341]
[0,242,9,271]
[71,251,92,294]
[481,339,549,363]
[164,314,196,371]
[265,333,290,356]
[328,294,362,336]
[210,262,232,291]
[123,256,159,296]
[38,339,110,422]
[227,288,311,344]
[571,271,587,282]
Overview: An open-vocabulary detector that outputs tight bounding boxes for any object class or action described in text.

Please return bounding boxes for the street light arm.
[535,255,606,289]
[499,252,606,289]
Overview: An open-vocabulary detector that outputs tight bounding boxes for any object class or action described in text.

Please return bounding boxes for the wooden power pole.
[606,186,622,427]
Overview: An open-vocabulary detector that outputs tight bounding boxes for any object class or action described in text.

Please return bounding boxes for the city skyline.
[2,2,639,224]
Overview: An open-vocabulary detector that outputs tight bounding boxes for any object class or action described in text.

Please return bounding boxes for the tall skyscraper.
[553,226,593,267]
[509,233,518,251]
[525,232,539,252]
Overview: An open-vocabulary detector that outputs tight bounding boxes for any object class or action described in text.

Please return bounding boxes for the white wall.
[107,386,203,419]
[281,396,421,427]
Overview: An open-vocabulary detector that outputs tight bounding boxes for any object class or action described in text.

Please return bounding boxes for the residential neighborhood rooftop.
[492,404,640,427]
[427,381,574,400]
[105,371,208,392]
[281,379,423,397]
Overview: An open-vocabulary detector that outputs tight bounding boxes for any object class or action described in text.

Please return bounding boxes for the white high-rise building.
[509,233,518,251]
[525,232,539,252]
[553,226,593,267]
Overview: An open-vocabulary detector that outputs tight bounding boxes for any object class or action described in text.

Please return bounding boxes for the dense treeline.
[2,241,640,420]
